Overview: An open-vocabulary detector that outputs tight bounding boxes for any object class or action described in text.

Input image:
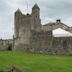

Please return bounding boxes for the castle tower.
[14,9,22,38]
[14,4,42,50]
[31,4,41,31]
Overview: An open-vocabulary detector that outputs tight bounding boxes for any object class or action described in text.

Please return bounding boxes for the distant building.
[42,19,69,31]
[66,27,72,33]
[0,39,3,45]
[0,39,13,45]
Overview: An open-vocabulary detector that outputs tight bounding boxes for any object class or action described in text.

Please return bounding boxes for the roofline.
[43,22,70,28]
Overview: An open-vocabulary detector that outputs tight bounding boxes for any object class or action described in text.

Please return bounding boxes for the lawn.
[0,51,72,72]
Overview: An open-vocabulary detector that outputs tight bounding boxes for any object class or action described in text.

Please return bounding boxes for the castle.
[14,4,72,55]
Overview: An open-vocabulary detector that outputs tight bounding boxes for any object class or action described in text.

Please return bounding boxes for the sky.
[0,0,72,39]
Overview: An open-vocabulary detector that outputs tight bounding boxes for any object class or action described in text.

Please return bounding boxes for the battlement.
[15,3,40,20]
[15,9,31,18]
[14,4,41,38]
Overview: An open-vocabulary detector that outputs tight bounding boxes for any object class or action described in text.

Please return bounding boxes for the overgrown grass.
[0,51,72,72]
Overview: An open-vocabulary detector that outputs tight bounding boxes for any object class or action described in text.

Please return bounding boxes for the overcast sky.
[0,0,72,39]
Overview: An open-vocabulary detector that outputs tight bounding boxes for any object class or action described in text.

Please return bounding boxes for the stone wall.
[27,30,72,55]
[52,37,72,55]
[14,4,72,55]
[14,29,72,55]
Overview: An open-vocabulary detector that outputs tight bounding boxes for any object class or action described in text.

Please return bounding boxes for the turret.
[14,9,22,38]
[32,4,40,18]
[31,4,41,31]
[15,9,22,17]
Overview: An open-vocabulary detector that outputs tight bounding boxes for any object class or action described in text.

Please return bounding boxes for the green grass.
[0,51,72,72]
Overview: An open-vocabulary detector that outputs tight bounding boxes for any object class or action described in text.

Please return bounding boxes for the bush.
[7,44,12,51]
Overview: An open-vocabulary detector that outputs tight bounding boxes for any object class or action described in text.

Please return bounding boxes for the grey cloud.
[0,0,72,39]
[40,0,72,17]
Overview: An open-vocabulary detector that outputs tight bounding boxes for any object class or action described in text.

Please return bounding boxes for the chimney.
[56,19,61,23]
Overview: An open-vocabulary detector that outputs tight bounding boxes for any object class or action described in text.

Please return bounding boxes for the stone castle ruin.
[14,4,72,55]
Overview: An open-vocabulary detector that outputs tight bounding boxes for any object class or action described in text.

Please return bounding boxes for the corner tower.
[14,9,22,38]
[31,4,41,31]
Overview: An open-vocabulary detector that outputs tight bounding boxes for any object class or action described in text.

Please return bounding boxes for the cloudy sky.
[0,0,72,39]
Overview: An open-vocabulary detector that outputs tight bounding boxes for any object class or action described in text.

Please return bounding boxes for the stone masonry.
[14,4,72,55]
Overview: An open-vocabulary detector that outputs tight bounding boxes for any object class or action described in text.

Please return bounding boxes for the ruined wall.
[14,29,72,55]
[14,4,72,55]
[28,31,72,55]
[29,30,52,53]
[52,37,72,55]
[14,9,22,38]
[14,4,42,51]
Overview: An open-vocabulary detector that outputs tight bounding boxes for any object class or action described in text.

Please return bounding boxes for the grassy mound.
[0,51,72,72]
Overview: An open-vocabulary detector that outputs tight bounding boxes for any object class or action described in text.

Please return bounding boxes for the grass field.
[0,51,72,72]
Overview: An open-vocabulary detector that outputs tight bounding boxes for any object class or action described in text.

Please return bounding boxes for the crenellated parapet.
[14,4,42,39]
